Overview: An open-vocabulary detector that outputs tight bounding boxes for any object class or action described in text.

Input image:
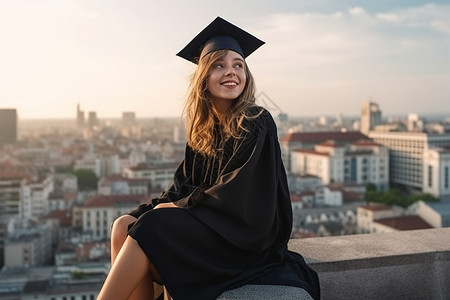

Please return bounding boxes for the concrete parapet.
[289,228,450,300]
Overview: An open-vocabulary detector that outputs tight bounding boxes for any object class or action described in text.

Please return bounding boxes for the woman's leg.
[98,236,162,300]
[110,215,162,300]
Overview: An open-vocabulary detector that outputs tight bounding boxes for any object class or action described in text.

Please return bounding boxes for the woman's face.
[207,51,246,112]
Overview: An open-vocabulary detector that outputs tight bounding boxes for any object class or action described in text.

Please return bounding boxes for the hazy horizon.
[1,0,449,119]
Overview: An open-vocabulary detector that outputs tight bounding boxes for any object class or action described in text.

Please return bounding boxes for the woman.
[98,17,320,300]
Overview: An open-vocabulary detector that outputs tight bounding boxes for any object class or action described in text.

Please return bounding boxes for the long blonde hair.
[183,50,257,156]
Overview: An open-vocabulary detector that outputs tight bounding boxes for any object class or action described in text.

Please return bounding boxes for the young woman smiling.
[98,17,320,300]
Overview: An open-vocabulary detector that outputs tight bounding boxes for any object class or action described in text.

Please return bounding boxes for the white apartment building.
[291,140,389,191]
[4,219,54,267]
[0,172,32,218]
[369,131,450,198]
[357,203,432,234]
[412,200,450,228]
[79,194,149,241]
[423,147,450,199]
[123,162,178,189]
[280,131,368,172]
[98,174,148,195]
[315,186,343,206]
[28,175,54,218]
[357,203,403,233]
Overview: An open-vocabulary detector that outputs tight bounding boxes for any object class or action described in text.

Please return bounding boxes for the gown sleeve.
[128,148,195,218]
[185,109,293,253]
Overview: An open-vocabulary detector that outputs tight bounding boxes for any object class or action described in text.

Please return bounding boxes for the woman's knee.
[111,215,137,241]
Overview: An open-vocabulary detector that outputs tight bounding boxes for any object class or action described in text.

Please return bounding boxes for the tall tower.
[0,109,18,146]
[76,103,85,129]
[360,101,382,135]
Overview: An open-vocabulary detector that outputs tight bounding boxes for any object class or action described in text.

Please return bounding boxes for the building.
[0,109,18,146]
[360,101,382,135]
[122,162,178,189]
[98,174,148,195]
[280,131,368,172]
[4,219,54,267]
[371,215,432,233]
[76,103,85,130]
[28,175,54,218]
[357,203,401,233]
[422,147,450,199]
[0,265,104,300]
[0,164,32,218]
[78,194,149,241]
[291,139,389,190]
[412,200,450,228]
[369,131,450,198]
[357,203,432,234]
[87,111,99,129]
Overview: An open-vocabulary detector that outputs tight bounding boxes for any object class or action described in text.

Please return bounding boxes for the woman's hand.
[153,202,178,209]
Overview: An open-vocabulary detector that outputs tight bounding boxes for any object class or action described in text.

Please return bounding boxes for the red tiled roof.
[292,149,330,156]
[64,191,78,200]
[84,194,150,207]
[341,190,364,202]
[353,139,381,147]
[375,215,433,230]
[0,162,32,180]
[45,210,72,226]
[281,131,368,143]
[290,194,303,203]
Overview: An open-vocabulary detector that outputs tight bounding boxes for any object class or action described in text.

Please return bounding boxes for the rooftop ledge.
[288,227,450,300]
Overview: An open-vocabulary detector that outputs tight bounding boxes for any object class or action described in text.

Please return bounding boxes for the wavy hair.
[183,50,258,156]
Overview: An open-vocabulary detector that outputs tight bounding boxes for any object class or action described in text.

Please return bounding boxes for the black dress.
[127,107,320,300]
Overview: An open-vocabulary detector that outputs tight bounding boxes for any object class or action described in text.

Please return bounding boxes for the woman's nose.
[224,65,236,76]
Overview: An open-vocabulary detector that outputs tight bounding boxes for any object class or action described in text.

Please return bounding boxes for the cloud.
[246,3,450,116]
[376,3,450,34]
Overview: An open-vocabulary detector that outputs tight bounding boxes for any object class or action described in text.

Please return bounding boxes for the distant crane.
[256,91,288,122]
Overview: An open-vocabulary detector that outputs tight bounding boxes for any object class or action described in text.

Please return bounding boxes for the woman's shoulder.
[243,105,277,132]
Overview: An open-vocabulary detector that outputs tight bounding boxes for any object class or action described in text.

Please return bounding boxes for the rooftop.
[374,215,433,230]
[281,131,368,143]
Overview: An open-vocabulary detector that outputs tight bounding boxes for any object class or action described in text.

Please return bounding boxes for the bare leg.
[110,215,161,300]
[98,236,161,300]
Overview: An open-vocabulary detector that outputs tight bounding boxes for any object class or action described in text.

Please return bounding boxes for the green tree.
[366,183,377,192]
[71,169,98,191]
[72,270,86,279]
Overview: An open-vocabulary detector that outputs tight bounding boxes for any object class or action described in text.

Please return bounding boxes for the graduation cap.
[177,16,265,64]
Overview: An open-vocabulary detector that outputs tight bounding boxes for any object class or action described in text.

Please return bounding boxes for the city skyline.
[1,0,449,119]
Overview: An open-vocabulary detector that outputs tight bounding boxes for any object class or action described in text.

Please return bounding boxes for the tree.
[71,169,98,191]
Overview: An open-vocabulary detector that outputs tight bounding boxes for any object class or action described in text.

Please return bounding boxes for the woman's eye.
[214,64,223,68]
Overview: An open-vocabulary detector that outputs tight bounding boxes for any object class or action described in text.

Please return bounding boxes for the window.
[445,166,449,189]
[428,165,433,187]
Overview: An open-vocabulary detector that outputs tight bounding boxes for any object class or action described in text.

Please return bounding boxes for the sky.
[1,0,449,120]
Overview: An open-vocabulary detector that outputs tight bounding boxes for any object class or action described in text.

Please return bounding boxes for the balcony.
[288,227,450,299]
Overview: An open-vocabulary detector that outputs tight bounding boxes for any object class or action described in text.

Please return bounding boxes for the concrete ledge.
[289,228,450,300]
[217,284,313,300]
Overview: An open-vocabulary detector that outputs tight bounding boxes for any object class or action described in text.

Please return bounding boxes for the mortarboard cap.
[177,16,264,64]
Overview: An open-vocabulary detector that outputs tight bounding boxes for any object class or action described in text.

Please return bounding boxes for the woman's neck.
[211,99,232,122]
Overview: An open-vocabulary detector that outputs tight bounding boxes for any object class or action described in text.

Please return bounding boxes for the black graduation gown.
[127,107,320,300]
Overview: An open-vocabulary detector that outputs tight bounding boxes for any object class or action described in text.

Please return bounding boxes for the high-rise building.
[0,109,18,146]
[360,101,382,135]
[369,131,450,199]
[76,103,85,129]
[88,111,99,129]
[122,112,136,126]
